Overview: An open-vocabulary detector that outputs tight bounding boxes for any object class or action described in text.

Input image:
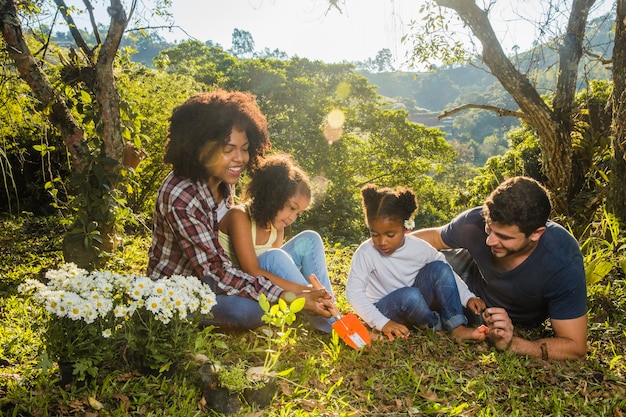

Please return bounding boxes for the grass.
[1,214,625,416]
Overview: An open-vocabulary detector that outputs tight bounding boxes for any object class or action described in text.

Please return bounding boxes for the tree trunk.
[95,0,129,162]
[434,0,596,216]
[1,0,134,267]
[609,0,626,224]
[0,0,87,171]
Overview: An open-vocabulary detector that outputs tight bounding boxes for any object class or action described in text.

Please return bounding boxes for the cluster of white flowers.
[18,263,217,332]
[136,273,217,324]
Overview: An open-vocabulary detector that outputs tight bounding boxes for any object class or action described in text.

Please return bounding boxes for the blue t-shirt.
[440,207,587,328]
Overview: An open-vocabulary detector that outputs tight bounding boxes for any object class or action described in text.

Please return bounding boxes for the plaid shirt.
[147,173,284,302]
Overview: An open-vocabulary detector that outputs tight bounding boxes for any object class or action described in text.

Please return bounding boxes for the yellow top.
[218,209,278,268]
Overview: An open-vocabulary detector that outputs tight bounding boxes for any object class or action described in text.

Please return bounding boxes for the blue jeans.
[204,294,265,329]
[258,230,335,333]
[374,261,467,332]
[204,231,335,332]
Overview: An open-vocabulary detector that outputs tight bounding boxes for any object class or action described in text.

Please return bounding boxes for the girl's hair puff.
[244,153,311,227]
[360,184,418,227]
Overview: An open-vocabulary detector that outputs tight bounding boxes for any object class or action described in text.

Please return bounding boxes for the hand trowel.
[309,275,371,349]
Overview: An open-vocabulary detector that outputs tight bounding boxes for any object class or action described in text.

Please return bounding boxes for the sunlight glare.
[324,108,345,144]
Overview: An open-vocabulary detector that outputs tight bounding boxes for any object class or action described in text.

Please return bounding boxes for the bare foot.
[449,325,488,343]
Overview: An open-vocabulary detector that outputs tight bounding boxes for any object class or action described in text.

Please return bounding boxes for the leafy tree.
[230,28,255,58]
[467,80,613,230]
[0,0,171,268]
[373,48,395,72]
[403,0,625,223]
[154,39,236,85]
[355,48,395,73]
[115,59,201,218]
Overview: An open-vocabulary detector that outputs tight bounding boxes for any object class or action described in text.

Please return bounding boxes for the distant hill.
[359,12,614,165]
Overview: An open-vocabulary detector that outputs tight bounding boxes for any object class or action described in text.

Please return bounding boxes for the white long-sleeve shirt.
[346,235,475,331]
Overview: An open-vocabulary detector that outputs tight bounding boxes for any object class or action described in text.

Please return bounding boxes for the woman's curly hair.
[164,89,271,182]
[244,153,311,227]
[360,184,418,226]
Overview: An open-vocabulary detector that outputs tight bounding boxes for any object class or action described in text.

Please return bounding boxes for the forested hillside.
[363,12,614,166]
[47,12,614,168]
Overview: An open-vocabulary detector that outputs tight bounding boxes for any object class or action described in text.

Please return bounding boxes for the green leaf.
[269,304,280,316]
[258,294,270,312]
[276,367,294,377]
[289,297,305,314]
[585,259,613,285]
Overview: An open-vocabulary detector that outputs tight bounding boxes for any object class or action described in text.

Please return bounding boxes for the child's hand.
[381,320,410,341]
[467,297,486,314]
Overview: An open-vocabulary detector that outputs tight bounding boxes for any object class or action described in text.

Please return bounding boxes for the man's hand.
[483,307,514,350]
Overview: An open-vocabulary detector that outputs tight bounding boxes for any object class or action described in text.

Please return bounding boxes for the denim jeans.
[203,294,266,330]
[205,230,334,332]
[374,260,467,332]
[258,230,335,333]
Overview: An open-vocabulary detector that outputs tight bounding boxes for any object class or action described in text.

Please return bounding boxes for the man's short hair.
[482,176,551,236]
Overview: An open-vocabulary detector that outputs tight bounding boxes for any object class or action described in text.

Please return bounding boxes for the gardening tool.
[308,275,371,349]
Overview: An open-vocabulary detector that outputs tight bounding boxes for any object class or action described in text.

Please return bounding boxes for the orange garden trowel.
[309,275,371,349]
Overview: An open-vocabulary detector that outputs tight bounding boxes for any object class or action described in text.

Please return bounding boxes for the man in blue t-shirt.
[413,177,587,360]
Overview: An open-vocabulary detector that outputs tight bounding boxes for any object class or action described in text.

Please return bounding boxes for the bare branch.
[53,0,95,62]
[83,0,102,45]
[438,104,529,122]
[583,47,612,66]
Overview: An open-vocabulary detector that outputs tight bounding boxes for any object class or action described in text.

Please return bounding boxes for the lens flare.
[324,108,345,144]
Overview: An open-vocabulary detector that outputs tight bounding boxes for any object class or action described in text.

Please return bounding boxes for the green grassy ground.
[1,215,625,416]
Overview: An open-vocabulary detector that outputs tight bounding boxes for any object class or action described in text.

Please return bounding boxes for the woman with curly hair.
[218,153,335,332]
[346,184,488,342]
[147,90,331,330]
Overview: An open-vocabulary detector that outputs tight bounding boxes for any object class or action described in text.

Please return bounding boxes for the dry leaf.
[418,391,439,401]
[88,396,104,410]
[197,396,207,411]
[113,392,130,411]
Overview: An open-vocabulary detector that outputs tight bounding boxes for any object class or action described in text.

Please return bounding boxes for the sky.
[160,0,419,66]
[64,0,615,70]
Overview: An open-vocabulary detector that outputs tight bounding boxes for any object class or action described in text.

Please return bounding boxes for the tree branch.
[83,0,102,45]
[53,0,94,63]
[95,0,134,161]
[553,0,596,126]
[0,0,87,171]
[438,104,529,122]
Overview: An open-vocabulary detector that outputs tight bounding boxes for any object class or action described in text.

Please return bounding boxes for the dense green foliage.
[2,5,625,416]
[1,37,471,245]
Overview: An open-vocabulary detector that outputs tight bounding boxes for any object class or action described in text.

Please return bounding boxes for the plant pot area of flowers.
[18,263,218,386]
[199,362,278,414]
[19,262,301,414]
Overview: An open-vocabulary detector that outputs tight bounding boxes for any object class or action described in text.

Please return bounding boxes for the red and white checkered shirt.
[147,172,284,302]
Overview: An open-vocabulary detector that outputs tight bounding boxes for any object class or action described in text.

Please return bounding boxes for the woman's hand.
[294,288,333,318]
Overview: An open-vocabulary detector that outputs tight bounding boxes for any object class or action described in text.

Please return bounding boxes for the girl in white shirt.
[346,184,488,342]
